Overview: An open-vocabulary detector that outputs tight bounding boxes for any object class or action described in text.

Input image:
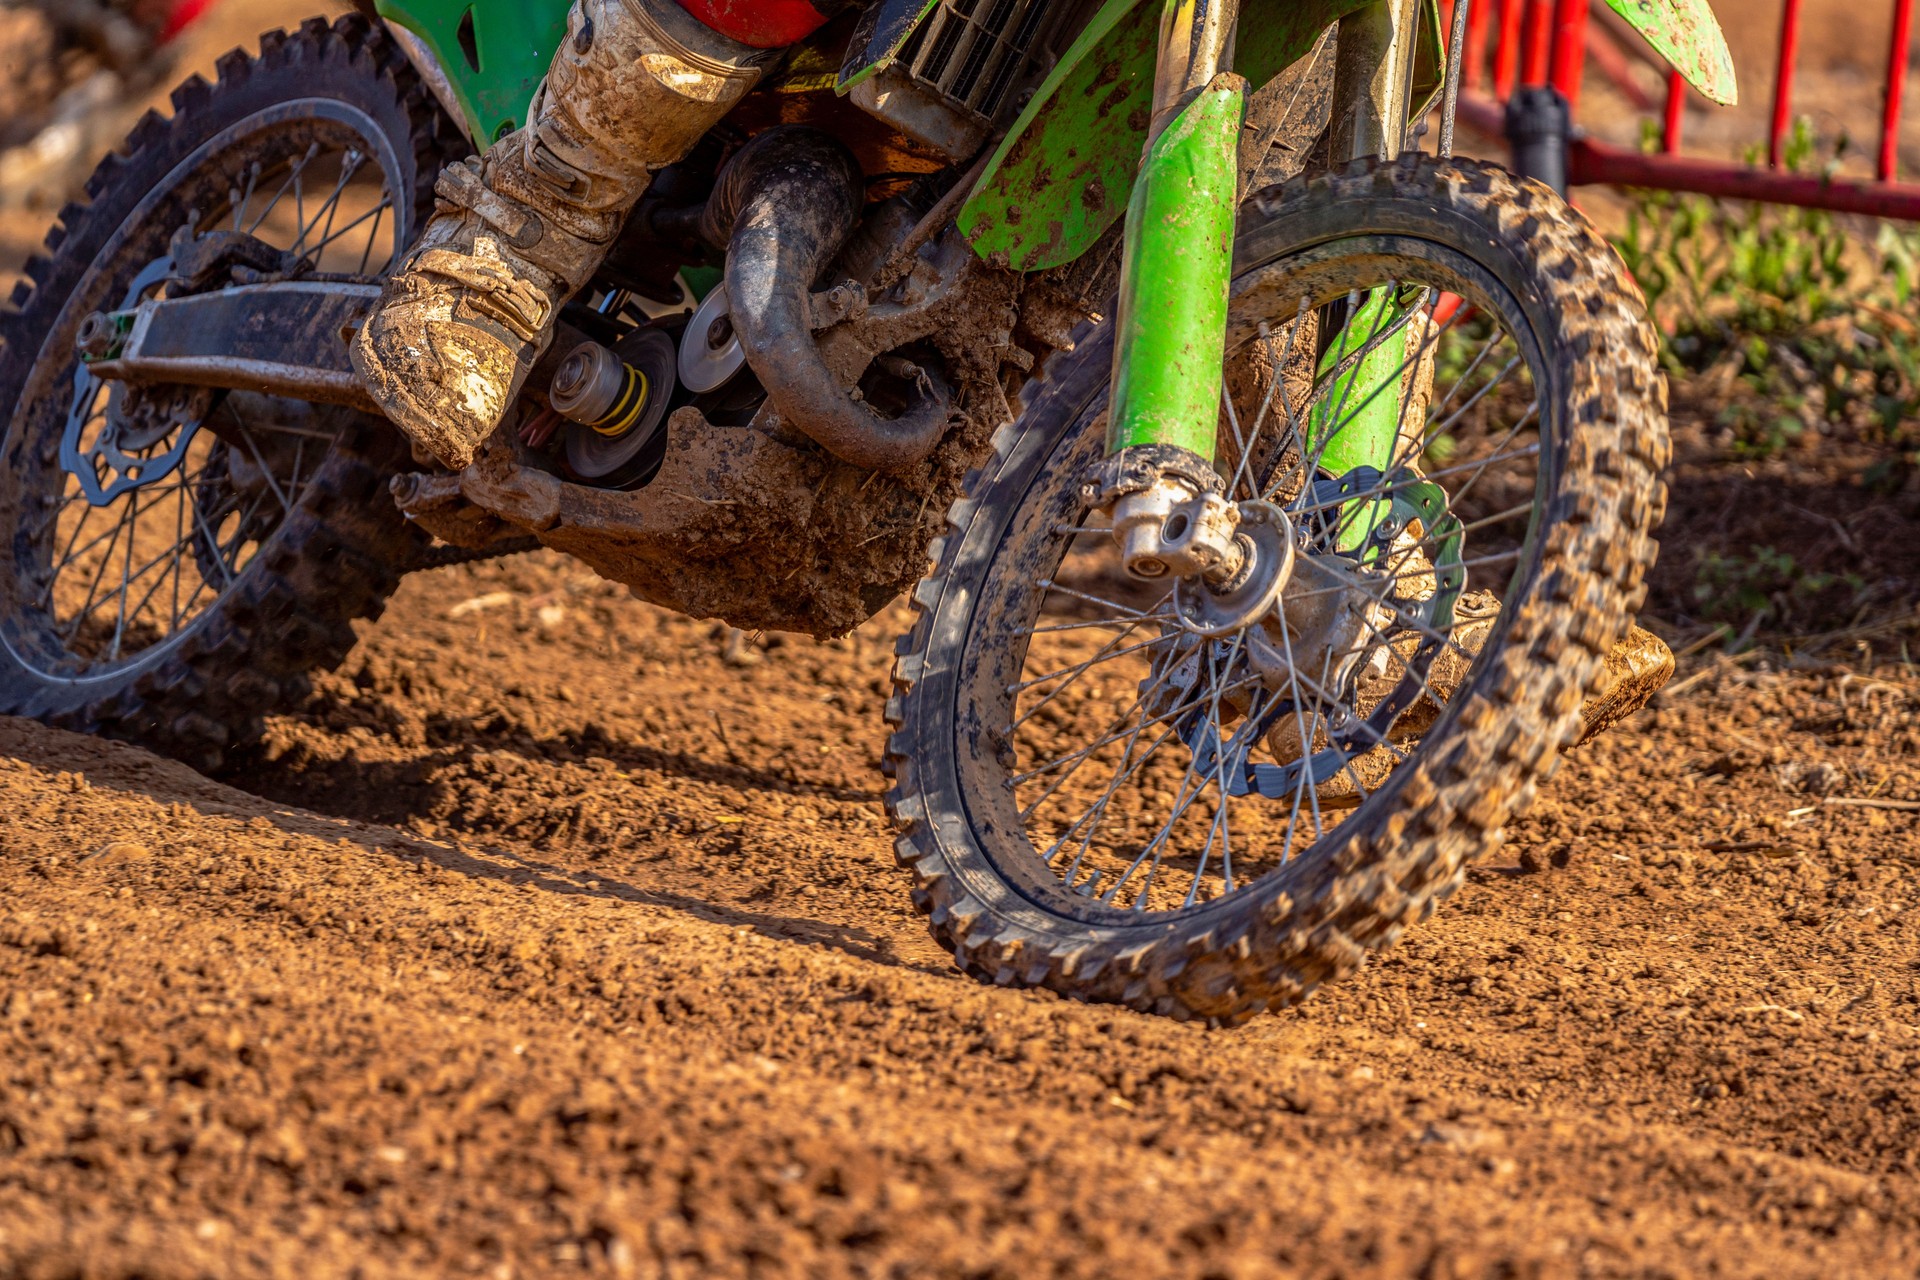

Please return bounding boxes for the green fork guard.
[1105,74,1247,458]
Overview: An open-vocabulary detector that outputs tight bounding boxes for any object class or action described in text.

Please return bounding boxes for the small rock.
[448,590,517,619]
[1421,1122,1501,1152]
[88,841,149,864]
[1777,760,1841,796]
[536,604,567,631]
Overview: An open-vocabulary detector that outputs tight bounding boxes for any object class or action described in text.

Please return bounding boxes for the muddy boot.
[1431,596,1674,744]
[351,0,769,470]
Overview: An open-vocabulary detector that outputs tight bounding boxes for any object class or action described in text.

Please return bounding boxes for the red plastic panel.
[675,0,833,48]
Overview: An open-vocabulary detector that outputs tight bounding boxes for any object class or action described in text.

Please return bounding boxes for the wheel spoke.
[243,141,320,237]
[293,149,363,259]
[1007,628,1164,732]
[355,200,389,275]
[59,492,136,644]
[308,193,392,263]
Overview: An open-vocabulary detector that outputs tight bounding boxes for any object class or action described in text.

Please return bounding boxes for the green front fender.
[957,0,1444,274]
[1604,0,1737,106]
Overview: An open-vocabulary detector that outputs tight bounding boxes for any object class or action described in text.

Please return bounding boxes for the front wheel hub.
[1172,500,1294,636]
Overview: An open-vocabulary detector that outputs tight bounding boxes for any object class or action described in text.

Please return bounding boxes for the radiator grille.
[895,0,1055,125]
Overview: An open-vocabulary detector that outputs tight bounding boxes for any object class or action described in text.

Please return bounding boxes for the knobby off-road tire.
[885,156,1670,1024]
[0,16,460,771]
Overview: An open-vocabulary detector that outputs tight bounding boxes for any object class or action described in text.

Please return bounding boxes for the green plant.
[1692,544,1864,627]
[1612,120,1920,474]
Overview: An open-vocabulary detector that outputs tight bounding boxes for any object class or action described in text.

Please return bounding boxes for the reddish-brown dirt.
[3,5,1920,1278]
[2,469,1918,1277]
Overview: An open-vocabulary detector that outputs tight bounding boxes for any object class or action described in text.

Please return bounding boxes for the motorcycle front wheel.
[885,156,1669,1024]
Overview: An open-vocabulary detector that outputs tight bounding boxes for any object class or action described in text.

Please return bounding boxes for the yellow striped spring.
[583,363,649,437]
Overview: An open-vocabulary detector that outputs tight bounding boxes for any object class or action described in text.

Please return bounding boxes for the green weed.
[1692,544,1864,627]
[1612,120,1920,477]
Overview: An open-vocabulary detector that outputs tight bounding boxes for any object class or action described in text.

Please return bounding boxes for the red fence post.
[1466,0,1492,93]
[1547,0,1590,110]
[1662,69,1686,154]
[1495,0,1524,98]
[1883,0,1915,181]
[1522,0,1553,86]
[1770,0,1804,168]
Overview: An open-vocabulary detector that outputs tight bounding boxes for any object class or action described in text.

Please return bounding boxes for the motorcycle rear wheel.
[0,16,457,770]
[884,156,1669,1024]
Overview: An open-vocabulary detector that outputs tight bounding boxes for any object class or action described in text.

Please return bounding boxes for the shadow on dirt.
[209,702,927,974]
[229,710,878,828]
[185,761,939,975]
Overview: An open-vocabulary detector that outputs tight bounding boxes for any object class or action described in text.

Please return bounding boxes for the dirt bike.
[0,0,1734,1022]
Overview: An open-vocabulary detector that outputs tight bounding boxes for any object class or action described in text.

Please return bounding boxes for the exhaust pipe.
[703,126,953,476]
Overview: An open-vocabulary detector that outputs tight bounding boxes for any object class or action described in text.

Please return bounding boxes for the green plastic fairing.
[1603,0,1736,106]
[957,0,1442,274]
[376,0,568,143]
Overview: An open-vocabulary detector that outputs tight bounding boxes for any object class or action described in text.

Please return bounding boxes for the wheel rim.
[3,99,409,685]
[957,235,1555,918]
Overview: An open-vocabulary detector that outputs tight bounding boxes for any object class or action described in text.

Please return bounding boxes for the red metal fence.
[1445,0,1920,221]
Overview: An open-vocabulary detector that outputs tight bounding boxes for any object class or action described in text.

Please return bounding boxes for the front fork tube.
[1100,0,1246,583]
[1100,0,1424,583]
[1316,0,1424,553]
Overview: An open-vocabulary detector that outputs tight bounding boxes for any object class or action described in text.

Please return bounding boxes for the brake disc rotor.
[676,281,745,393]
[61,255,206,506]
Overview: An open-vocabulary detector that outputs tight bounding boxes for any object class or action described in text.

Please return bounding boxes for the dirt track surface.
[0,540,1916,1279]
[1,3,1919,1276]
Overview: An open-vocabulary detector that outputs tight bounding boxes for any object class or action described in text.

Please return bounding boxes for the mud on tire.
[0,16,461,771]
[884,156,1671,1025]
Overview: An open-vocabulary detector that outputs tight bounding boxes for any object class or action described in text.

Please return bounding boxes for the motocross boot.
[351,0,771,470]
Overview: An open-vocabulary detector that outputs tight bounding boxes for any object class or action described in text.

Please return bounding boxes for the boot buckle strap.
[435,162,545,253]
[411,247,551,342]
